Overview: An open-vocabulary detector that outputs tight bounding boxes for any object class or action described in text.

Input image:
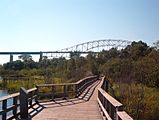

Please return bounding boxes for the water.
[0,90,9,97]
[0,89,9,111]
[0,90,12,120]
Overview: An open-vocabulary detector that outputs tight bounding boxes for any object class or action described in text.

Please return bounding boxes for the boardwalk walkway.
[29,80,103,120]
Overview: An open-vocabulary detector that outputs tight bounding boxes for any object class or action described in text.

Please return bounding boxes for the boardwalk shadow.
[28,103,45,118]
[15,104,45,120]
[40,80,100,108]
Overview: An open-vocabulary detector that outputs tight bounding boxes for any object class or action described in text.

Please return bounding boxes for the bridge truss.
[43,39,132,58]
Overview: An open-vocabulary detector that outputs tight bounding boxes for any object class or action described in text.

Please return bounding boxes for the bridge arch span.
[60,39,132,52]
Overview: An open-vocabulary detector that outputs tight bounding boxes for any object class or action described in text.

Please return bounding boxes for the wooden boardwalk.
[29,80,103,120]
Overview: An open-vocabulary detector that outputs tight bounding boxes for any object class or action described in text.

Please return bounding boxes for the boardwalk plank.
[32,80,103,120]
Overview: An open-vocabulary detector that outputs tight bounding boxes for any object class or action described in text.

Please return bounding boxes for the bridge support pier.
[10,54,13,62]
[39,52,43,61]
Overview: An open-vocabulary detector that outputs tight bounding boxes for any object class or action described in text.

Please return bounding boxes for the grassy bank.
[111,83,159,120]
[0,77,72,93]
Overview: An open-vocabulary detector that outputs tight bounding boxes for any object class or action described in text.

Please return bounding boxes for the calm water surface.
[0,90,12,120]
[0,90,9,97]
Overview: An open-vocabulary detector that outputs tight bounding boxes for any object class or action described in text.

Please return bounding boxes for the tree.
[134,49,159,87]
[86,53,98,75]
[70,51,81,59]
[120,41,150,60]
[43,68,54,84]
[18,54,32,62]
[3,60,24,70]
[153,40,159,50]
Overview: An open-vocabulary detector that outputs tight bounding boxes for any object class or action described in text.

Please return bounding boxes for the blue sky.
[0,0,159,63]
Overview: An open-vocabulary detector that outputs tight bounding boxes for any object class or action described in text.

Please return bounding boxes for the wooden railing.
[0,93,19,120]
[36,75,99,100]
[0,75,98,120]
[0,87,37,120]
[97,77,133,120]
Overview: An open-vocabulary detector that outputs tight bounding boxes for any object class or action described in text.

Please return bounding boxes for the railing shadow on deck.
[39,80,100,109]
[15,103,45,120]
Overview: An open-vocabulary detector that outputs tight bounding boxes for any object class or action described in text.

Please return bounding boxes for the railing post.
[115,106,123,120]
[51,86,55,100]
[103,77,109,92]
[64,85,67,99]
[29,91,33,107]
[35,88,39,104]
[105,80,109,92]
[75,84,78,97]
[13,97,18,117]
[35,85,39,102]
[2,100,7,120]
[20,87,28,119]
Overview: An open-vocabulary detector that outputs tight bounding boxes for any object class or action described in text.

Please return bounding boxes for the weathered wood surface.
[98,88,123,107]
[117,111,133,120]
[32,80,103,120]
[97,77,133,120]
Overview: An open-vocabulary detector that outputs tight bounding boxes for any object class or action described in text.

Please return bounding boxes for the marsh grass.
[111,83,159,120]
[0,77,72,94]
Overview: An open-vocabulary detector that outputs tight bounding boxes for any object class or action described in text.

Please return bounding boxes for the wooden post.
[105,79,109,92]
[2,100,7,120]
[75,84,78,97]
[13,97,18,117]
[29,91,32,107]
[35,88,39,104]
[35,85,39,101]
[108,101,111,118]
[51,86,55,100]
[20,87,28,119]
[115,106,123,120]
[64,85,67,99]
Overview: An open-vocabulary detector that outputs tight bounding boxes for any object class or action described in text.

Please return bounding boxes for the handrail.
[36,75,99,100]
[36,83,75,87]
[98,88,123,107]
[97,77,133,120]
[0,93,19,101]
[117,111,133,120]
[0,87,37,120]
[0,75,99,120]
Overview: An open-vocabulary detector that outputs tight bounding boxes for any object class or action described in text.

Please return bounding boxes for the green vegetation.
[0,52,98,92]
[99,41,159,88]
[111,83,159,120]
[98,40,159,120]
[0,40,159,119]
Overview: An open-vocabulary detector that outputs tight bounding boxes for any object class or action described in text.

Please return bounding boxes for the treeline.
[0,41,159,87]
[0,52,98,83]
[99,41,159,88]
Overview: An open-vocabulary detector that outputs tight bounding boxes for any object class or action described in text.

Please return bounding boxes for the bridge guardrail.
[97,77,133,120]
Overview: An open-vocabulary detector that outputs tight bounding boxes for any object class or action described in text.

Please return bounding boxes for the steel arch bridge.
[43,39,132,58]
[0,39,132,62]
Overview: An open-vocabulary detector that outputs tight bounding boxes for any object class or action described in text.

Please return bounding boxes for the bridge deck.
[30,80,103,120]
